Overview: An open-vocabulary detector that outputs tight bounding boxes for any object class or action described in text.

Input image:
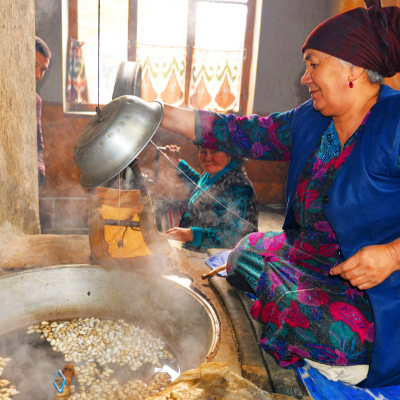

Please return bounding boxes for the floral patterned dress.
[194,108,392,369]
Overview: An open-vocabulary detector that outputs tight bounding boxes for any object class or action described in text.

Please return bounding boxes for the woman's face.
[301,49,352,117]
[199,148,231,177]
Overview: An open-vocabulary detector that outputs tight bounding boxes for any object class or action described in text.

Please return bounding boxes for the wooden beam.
[68,0,78,39]
[239,0,256,115]
[128,0,138,61]
[184,0,197,107]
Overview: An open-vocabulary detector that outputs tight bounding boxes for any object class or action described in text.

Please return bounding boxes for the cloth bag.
[147,362,285,400]
[88,187,170,268]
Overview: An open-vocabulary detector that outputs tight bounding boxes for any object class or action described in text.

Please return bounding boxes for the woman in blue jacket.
[164,145,258,252]
[158,0,400,388]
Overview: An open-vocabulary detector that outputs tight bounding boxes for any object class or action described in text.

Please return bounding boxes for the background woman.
[164,144,258,252]
[156,0,400,388]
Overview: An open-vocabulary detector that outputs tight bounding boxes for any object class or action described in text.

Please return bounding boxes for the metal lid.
[73,95,163,189]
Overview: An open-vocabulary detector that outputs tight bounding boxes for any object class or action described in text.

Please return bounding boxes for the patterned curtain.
[136,43,244,112]
[66,38,90,104]
[136,43,187,106]
[189,49,243,112]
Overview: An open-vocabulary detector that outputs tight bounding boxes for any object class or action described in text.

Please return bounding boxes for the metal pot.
[112,61,142,100]
[73,96,163,189]
[0,265,219,372]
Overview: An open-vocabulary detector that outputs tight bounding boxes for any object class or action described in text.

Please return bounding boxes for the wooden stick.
[202,264,227,280]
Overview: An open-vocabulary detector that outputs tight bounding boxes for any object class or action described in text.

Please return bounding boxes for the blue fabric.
[205,250,231,276]
[188,227,202,247]
[297,363,400,400]
[316,121,341,162]
[244,292,257,301]
[287,85,400,388]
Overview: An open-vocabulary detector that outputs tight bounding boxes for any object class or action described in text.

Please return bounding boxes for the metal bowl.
[73,95,163,189]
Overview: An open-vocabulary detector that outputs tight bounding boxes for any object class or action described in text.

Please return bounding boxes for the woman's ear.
[349,65,365,83]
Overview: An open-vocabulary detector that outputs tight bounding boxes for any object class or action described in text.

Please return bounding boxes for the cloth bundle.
[88,187,170,269]
[146,362,288,400]
[205,250,231,277]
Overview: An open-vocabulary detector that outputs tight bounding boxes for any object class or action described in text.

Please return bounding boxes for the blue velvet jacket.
[286,85,400,388]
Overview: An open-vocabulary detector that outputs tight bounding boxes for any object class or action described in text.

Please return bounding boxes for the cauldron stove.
[0,265,220,398]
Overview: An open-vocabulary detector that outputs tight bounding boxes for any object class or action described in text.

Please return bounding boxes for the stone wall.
[253,0,337,115]
[0,0,39,234]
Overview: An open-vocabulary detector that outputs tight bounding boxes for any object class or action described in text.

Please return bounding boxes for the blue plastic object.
[53,369,66,393]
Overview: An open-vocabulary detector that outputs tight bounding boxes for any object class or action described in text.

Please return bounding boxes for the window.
[66,0,256,113]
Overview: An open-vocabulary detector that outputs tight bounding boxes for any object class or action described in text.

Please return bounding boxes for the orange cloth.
[88,187,169,268]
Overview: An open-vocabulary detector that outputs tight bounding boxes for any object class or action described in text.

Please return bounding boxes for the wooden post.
[0,0,39,234]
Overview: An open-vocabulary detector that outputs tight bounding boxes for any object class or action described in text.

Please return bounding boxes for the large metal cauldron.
[0,265,219,372]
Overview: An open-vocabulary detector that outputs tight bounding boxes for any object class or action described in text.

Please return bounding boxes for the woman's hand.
[330,242,400,290]
[164,227,193,243]
[164,145,182,165]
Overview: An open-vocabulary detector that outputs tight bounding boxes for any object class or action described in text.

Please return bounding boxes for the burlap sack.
[147,362,295,400]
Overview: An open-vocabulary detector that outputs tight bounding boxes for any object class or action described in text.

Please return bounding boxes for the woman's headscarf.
[302,0,400,78]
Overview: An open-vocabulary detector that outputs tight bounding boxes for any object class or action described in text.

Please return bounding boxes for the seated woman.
[158,1,400,388]
[164,144,258,252]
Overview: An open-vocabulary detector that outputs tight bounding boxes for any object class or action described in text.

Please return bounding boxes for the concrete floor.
[258,204,286,232]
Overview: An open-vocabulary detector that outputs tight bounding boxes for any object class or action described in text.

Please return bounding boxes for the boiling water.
[0,323,180,399]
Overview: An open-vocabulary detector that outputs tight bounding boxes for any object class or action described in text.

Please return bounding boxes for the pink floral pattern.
[196,108,376,368]
[226,118,374,368]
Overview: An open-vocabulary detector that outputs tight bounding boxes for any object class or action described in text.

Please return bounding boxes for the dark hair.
[231,154,247,168]
[35,36,51,59]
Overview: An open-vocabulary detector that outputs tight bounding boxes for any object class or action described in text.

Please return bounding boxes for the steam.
[149,141,258,231]
[0,267,208,399]
[0,222,23,246]
[35,0,60,22]
[0,330,65,398]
